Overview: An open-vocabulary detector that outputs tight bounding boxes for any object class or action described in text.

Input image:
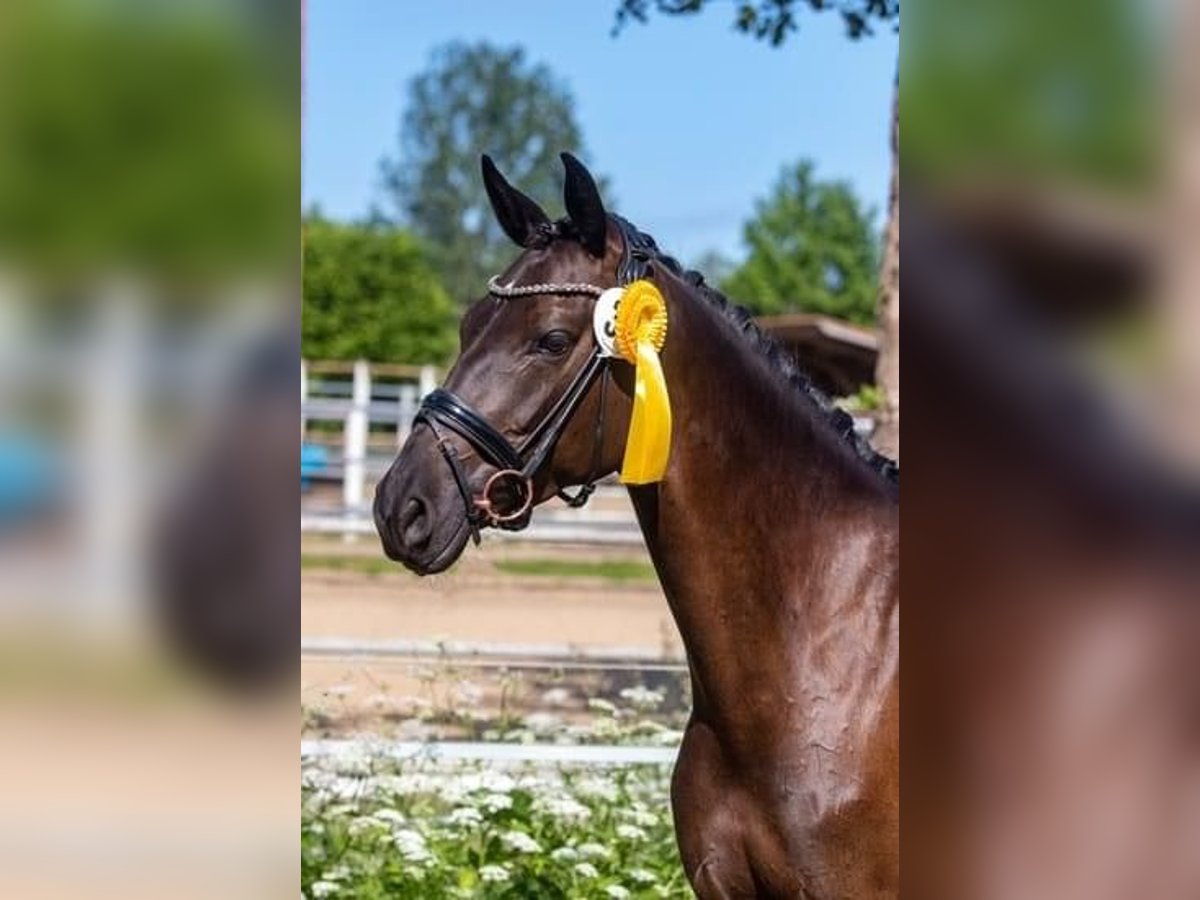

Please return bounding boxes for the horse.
[374,153,900,899]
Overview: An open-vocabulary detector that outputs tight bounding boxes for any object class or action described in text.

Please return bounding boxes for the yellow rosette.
[613,280,671,484]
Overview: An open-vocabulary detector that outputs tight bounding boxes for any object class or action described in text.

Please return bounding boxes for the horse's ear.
[481,154,550,247]
[561,152,607,257]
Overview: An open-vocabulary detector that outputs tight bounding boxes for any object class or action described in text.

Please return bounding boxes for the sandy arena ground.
[301,534,684,733]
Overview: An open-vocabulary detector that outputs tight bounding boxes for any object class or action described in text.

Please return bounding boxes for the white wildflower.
[616,823,648,841]
[479,864,510,883]
[371,808,405,825]
[534,795,591,821]
[516,772,557,791]
[347,817,380,837]
[550,846,579,863]
[573,862,600,879]
[309,881,337,898]
[523,712,561,733]
[587,698,618,715]
[446,806,484,828]
[480,791,512,812]
[619,685,665,710]
[393,829,432,864]
[381,772,443,797]
[577,842,611,859]
[501,830,542,854]
[629,868,658,885]
[623,804,659,828]
[654,728,685,746]
[604,886,632,899]
[574,774,619,802]
[473,772,516,794]
[329,776,365,800]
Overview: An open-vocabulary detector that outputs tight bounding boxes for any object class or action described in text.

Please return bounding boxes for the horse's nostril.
[399,497,431,549]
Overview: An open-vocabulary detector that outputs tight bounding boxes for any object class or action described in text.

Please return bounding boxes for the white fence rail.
[300,506,643,544]
[301,739,678,766]
[301,636,685,671]
[301,359,645,542]
[302,359,440,511]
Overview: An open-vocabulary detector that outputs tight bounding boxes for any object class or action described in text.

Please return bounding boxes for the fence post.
[79,285,144,621]
[397,383,416,446]
[344,359,370,511]
[419,365,437,398]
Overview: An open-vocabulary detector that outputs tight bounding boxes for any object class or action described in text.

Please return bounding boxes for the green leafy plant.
[837,383,883,413]
[721,160,880,325]
[302,692,691,899]
[302,218,456,363]
[302,757,688,899]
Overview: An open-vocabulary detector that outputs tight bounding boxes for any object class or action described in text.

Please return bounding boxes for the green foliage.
[493,558,657,582]
[690,249,736,288]
[302,691,689,899]
[380,42,603,307]
[837,383,884,412]
[302,759,687,899]
[721,161,879,324]
[302,219,455,363]
[0,4,295,287]
[614,0,899,45]
[300,553,404,577]
[902,0,1153,190]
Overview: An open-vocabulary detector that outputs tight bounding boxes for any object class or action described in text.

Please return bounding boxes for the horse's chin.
[398,518,472,576]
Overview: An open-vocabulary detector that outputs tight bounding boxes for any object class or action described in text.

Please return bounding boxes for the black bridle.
[415,217,655,545]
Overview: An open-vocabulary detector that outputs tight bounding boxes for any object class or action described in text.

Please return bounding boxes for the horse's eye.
[535,330,574,356]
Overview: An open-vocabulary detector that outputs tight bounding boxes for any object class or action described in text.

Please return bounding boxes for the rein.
[414,217,655,545]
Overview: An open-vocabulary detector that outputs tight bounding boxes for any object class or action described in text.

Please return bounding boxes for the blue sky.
[303,1,898,264]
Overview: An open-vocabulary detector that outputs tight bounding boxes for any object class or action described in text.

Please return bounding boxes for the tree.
[902,2,1150,190]
[302,219,455,363]
[379,42,603,307]
[615,0,898,45]
[0,4,296,289]
[613,0,899,456]
[721,161,878,324]
[691,249,737,287]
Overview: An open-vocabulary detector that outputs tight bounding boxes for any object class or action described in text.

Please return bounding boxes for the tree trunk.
[873,76,900,460]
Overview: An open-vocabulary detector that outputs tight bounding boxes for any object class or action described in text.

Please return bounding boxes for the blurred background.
[0,0,296,897]
[904,1,1199,899]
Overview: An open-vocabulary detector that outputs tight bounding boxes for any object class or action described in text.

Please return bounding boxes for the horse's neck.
[629,284,899,743]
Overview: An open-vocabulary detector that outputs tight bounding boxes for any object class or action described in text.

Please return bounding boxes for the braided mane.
[608,216,899,487]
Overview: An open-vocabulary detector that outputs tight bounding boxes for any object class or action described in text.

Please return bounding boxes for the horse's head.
[375,153,640,573]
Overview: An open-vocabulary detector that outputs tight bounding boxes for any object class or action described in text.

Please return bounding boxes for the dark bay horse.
[374,153,900,899]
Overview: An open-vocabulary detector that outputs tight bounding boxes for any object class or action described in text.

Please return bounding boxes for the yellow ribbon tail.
[611,279,672,484]
[620,339,672,484]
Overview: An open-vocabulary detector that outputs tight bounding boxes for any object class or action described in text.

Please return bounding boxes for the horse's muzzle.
[373,429,473,574]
